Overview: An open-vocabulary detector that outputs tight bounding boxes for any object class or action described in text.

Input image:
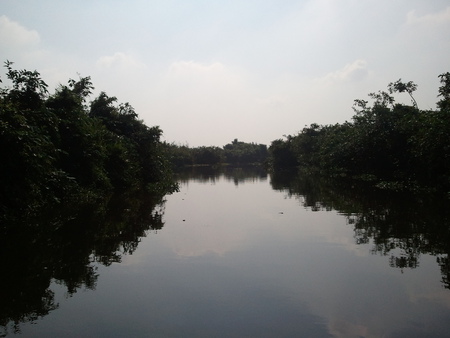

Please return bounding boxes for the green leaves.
[1,61,178,220]
[388,79,418,108]
[437,72,450,111]
[269,73,450,192]
[4,60,48,96]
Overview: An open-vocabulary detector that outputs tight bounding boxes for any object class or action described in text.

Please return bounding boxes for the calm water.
[3,167,450,337]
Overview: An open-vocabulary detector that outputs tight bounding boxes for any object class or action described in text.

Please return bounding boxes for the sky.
[1,0,450,147]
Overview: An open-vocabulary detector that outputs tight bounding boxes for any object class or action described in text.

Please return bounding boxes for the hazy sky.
[2,0,449,147]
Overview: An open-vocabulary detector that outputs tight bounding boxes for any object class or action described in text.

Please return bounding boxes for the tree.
[437,72,450,111]
[1,61,178,220]
[223,139,268,164]
[269,73,449,191]
[2,60,48,110]
[192,146,225,165]
[269,137,298,168]
[388,79,418,109]
[0,62,60,213]
[368,90,395,109]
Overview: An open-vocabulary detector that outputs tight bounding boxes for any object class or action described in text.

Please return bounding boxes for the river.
[2,166,450,337]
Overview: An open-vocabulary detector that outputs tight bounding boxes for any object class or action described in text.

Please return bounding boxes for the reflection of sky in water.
[22,173,450,337]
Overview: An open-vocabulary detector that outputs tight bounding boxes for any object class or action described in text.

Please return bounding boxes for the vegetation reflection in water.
[270,169,450,290]
[2,166,450,336]
[0,193,165,336]
[176,165,268,185]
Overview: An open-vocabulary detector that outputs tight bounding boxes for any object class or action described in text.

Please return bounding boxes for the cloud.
[0,15,40,48]
[319,59,369,84]
[395,6,450,81]
[406,6,450,26]
[150,60,273,145]
[96,52,147,72]
[165,60,241,89]
[161,60,246,113]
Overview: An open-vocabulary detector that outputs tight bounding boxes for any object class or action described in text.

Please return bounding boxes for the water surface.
[3,167,450,337]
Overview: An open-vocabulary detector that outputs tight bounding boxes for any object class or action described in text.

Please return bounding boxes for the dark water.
[2,167,450,337]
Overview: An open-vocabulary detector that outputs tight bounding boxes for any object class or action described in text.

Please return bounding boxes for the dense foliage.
[165,138,268,168]
[269,75,450,192]
[0,61,177,221]
[0,61,178,334]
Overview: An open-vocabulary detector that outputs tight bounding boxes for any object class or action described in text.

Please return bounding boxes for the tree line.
[2,59,449,224]
[268,74,450,192]
[164,138,268,168]
[0,61,177,221]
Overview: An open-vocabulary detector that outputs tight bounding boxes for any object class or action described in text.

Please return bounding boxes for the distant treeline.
[268,75,450,192]
[164,138,269,167]
[0,61,177,220]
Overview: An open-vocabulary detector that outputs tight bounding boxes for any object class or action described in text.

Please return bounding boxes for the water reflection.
[2,167,450,337]
[0,193,165,336]
[176,165,268,185]
[270,169,450,290]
